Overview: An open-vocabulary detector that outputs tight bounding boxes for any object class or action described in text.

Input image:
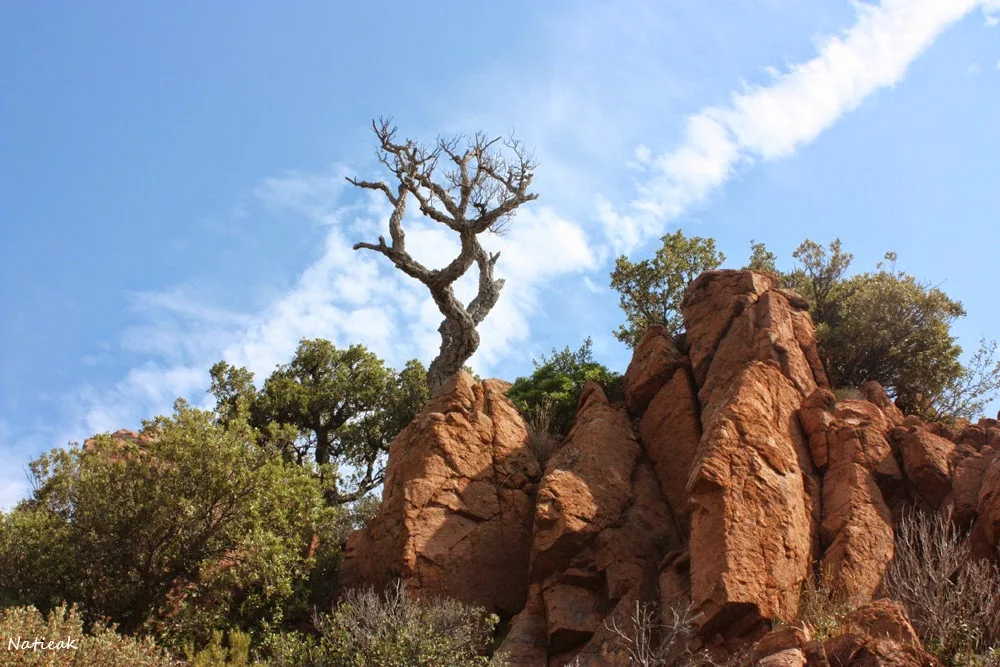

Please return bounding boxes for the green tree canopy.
[0,400,340,648]
[745,239,1000,420]
[507,338,621,435]
[610,230,725,347]
[209,339,429,504]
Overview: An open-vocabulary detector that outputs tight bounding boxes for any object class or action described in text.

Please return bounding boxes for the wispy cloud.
[599,0,982,251]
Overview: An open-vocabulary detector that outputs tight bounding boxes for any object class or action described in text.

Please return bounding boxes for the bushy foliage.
[210,339,428,504]
[0,604,177,666]
[0,401,342,649]
[742,239,1000,420]
[882,510,1000,666]
[610,230,725,347]
[260,582,504,667]
[507,338,621,435]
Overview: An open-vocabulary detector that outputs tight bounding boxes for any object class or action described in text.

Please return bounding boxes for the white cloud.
[599,0,981,251]
[967,62,983,76]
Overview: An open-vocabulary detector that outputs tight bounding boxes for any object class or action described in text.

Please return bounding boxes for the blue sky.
[2,0,999,510]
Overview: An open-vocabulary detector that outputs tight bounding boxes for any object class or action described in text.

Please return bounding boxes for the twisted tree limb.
[348,118,537,394]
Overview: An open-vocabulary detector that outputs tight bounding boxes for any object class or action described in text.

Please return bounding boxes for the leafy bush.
[260,581,504,667]
[507,338,621,435]
[0,400,344,650]
[0,604,177,666]
[882,510,1000,665]
[184,629,251,666]
[210,340,429,504]
[610,230,726,347]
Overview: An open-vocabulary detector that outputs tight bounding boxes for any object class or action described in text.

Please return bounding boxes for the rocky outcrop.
[337,270,1000,666]
[750,600,936,667]
[893,426,955,510]
[623,325,687,415]
[799,391,897,603]
[680,270,829,424]
[338,373,541,617]
[687,362,816,637]
[638,367,701,537]
[502,384,681,664]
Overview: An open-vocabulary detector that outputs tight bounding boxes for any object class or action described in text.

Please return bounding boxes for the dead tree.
[348,118,538,395]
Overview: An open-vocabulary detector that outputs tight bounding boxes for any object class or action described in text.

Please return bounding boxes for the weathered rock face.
[501,384,681,665]
[638,367,701,537]
[338,372,541,617]
[799,391,897,603]
[336,270,999,666]
[687,362,816,637]
[680,270,829,424]
[893,426,955,510]
[623,325,687,416]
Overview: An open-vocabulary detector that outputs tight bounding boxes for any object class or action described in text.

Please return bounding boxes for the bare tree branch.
[347,118,538,393]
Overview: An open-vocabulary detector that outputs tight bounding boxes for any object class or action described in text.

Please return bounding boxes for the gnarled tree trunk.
[348,118,537,394]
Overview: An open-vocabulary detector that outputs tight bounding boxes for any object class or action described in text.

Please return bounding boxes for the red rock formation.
[893,426,955,510]
[680,270,829,424]
[622,324,687,415]
[799,390,897,603]
[504,384,681,664]
[335,270,999,665]
[751,600,936,667]
[687,362,816,637]
[638,367,701,536]
[338,372,541,617]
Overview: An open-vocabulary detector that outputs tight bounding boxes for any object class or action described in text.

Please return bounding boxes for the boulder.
[338,373,541,616]
[860,381,905,427]
[894,427,955,510]
[623,325,687,415]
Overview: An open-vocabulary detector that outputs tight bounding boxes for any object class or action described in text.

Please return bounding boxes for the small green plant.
[794,572,855,642]
[833,387,864,401]
[184,629,250,666]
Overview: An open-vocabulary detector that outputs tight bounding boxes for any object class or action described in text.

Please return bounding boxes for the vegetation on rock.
[506,337,621,435]
[610,230,726,347]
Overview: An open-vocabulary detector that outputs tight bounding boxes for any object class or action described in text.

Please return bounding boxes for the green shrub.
[507,338,621,435]
[0,400,344,651]
[260,582,505,667]
[0,604,177,666]
[184,629,251,666]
